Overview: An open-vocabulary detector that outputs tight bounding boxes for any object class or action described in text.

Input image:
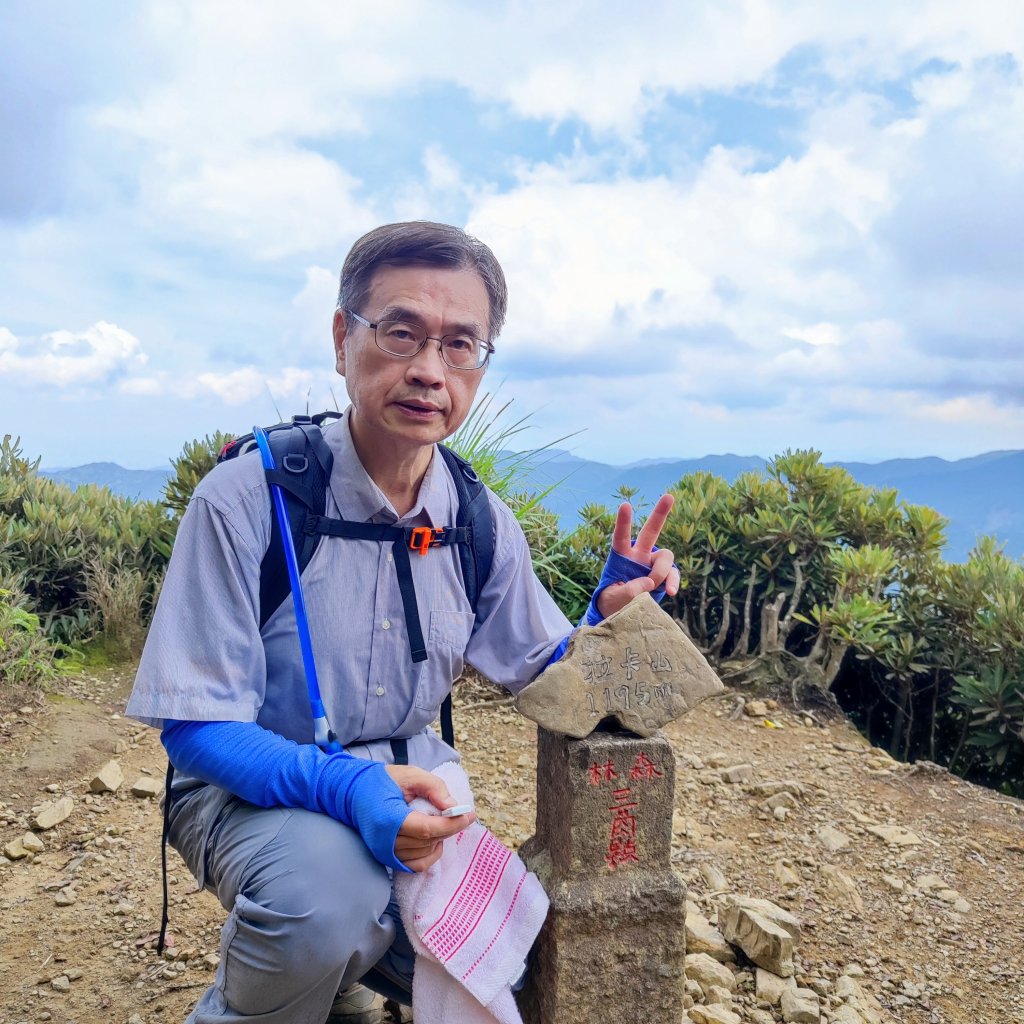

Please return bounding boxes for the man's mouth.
[395,399,442,415]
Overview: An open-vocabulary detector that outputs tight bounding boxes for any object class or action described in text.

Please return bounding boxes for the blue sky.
[2,1,1022,468]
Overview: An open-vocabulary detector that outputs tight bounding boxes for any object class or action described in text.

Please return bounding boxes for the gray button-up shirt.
[127,410,571,771]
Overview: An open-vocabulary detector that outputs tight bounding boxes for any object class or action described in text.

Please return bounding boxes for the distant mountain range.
[41,449,1023,563]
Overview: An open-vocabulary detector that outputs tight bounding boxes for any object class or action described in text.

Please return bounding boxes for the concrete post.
[518,727,687,1024]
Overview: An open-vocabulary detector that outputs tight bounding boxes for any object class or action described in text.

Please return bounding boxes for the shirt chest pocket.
[414,609,476,712]
[428,609,475,650]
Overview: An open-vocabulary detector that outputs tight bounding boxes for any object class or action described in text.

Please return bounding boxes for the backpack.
[216,410,495,749]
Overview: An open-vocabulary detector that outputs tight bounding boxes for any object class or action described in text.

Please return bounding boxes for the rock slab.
[518,728,687,1024]
[515,596,723,738]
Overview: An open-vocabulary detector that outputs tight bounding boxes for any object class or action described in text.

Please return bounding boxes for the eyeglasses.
[345,310,494,371]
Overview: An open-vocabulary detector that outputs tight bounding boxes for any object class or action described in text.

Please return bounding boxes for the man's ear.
[332,308,348,375]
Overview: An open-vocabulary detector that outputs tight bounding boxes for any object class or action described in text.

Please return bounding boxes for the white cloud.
[469,139,889,362]
[915,395,1017,426]
[151,146,378,261]
[285,266,339,363]
[0,322,147,387]
[783,323,843,347]
[194,366,316,405]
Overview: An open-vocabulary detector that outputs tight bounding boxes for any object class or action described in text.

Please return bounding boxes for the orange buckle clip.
[409,526,443,557]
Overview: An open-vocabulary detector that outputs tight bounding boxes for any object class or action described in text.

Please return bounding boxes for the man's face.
[333,265,491,458]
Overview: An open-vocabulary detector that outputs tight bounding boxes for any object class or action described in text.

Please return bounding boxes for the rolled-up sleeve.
[126,485,267,727]
[464,495,573,693]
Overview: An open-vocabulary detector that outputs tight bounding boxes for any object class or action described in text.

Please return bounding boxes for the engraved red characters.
[587,751,666,870]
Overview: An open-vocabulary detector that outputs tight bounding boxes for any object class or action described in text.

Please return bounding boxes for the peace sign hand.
[592,494,680,621]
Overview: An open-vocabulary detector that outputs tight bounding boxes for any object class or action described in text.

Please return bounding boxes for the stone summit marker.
[515,595,723,738]
[515,596,724,1024]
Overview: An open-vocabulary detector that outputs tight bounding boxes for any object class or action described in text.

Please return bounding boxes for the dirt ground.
[0,667,1022,1024]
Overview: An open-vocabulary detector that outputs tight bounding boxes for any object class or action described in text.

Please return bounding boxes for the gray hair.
[337,221,508,340]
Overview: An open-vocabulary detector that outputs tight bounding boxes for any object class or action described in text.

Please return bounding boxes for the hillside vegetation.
[2,421,1022,797]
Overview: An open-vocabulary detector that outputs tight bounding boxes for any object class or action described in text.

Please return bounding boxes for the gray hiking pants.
[168,785,415,1023]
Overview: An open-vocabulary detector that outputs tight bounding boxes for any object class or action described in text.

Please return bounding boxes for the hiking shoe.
[326,983,384,1024]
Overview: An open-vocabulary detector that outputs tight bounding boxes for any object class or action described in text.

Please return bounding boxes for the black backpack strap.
[157,760,175,955]
[258,419,333,630]
[437,446,495,748]
[438,445,494,611]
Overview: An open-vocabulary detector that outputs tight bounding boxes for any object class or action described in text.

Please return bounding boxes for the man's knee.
[221,809,396,1006]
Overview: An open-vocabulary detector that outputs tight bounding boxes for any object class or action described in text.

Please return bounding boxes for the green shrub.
[0,436,172,645]
[0,584,63,686]
[163,430,234,524]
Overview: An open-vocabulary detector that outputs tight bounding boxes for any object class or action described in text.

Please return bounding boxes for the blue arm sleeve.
[161,719,413,873]
[582,546,670,627]
[543,547,671,669]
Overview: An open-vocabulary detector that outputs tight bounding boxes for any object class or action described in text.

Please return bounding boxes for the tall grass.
[450,390,596,619]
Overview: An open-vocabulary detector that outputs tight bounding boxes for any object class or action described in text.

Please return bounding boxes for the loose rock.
[89,760,124,794]
[688,1005,741,1024]
[718,896,801,977]
[816,824,851,852]
[685,953,736,995]
[721,764,754,784]
[820,864,864,912]
[780,986,819,1023]
[131,776,162,799]
[866,824,922,846]
[685,911,735,963]
[756,967,796,1006]
[33,796,74,831]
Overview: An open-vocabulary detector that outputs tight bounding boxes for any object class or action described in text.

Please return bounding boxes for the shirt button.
[382,619,391,630]
[386,552,393,563]
[375,686,385,697]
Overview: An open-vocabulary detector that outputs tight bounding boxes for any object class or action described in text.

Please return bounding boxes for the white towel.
[394,761,548,1024]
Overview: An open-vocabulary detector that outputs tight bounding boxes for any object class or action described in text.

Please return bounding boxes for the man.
[127,221,678,1023]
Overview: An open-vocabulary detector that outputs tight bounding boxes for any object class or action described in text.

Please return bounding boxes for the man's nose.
[405,340,447,386]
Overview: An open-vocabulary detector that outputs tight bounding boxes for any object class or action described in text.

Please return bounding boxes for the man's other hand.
[595,493,680,619]
[386,764,476,872]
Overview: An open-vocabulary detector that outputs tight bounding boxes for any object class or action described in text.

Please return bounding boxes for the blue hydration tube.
[252,426,342,754]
